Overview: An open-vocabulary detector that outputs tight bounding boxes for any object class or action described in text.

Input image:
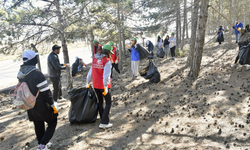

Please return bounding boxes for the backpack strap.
[35,90,40,98]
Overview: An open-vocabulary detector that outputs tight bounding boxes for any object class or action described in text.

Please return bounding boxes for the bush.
[175,48,188,57]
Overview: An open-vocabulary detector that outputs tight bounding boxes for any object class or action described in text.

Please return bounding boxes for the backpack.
[10,82,39,110]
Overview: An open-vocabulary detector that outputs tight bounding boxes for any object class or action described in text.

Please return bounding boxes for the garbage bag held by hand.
[239,45,250,65]
[156,48,165,58]
[148,51,154,59]
[216,32,224,42]
[139,61,161,83]
[135,44,151,60]
[68,86,98,123]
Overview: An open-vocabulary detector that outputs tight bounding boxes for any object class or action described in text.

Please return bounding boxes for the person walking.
[18,50,58,150]
[164,35,170,58]
[232,20,243,43]
[47,45,69,103]
[93,40,102,55]
[86,44,113,129]
[109,42,121,79]
[157,35,164,49]
[169,32,176,60]
[128,38,140,80]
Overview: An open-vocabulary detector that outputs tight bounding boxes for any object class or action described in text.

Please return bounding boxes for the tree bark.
[186,0,199,66]
[175,0,180,49]
[55,0,73,89]
[31,43,42,72]
[117,0,123,70]
[229,0,232,48]
[181,0,187,50]
[121,0,126,58]
[189,0,209,78]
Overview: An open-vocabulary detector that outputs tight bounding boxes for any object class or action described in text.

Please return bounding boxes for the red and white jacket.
[87,53,111,89]
[111,47,119,63]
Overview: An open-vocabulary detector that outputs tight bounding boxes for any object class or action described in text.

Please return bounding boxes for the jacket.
[164,39,170,47]
[146,40,154,52]
[169,37,176,48]
[93,44,102,55]
[233,22,243,34]
[239,28,250,44]
[111,47,119,63]
[157,39,164,48]
[47,52,66,77]
[17,65,57,121]
[130,45,140,61]
[87,53,112,89]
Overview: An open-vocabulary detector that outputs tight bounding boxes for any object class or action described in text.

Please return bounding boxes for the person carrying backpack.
[86,45,113,129]
[17,50,58,150]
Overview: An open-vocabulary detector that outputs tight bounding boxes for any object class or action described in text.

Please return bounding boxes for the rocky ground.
[1,37,250,150]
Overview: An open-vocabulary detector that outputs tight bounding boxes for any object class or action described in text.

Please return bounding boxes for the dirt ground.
[1,37,250,150]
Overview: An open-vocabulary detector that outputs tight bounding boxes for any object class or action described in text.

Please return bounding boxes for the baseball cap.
[248,22,250,26]
[52,44,61,51]
[93,40,98,44]
[158,35,160,38]
[22,50,39,62]
[103,45,114,54]
[109,41,114,46]
[171,32,175,35]
[131,38,137,41]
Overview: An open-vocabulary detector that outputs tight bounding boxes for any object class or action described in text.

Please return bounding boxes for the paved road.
[0,47,92,90]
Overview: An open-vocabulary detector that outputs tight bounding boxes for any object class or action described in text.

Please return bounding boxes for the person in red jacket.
[93,40,102,56]
[109,42,121,78]
[86,44,113,129]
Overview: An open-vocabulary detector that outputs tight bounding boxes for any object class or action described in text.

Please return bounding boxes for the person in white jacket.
[169,32,176,60]
[157,35,164,49]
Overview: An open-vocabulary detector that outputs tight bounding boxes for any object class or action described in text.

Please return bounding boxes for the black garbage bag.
[139,61,161,83]
[239,44,250,65]
[148,51,154,59]
[157,48,165,58]
[68,86,98,124]
[135,44,151,60]
[216,32,224,43]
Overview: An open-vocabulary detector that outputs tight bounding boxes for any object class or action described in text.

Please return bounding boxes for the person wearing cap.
[18,50,58,150]
[109,41,121,78]
[232,20,243,43]
[169,32,176,60]
[47,45,69,103]
[128,38,140,80]
[86,44,113,129]
[93,40,102,56]
[216,26,224,45]
[157,35,164,49]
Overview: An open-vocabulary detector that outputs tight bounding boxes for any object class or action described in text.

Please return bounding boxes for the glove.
[115,60,118,64]
[102,87,108,96]
[51,102,58,114]
[126,45,131,49]
[86,84,91,89]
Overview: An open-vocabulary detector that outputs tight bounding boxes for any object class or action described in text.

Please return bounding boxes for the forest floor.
[1,37,250,150]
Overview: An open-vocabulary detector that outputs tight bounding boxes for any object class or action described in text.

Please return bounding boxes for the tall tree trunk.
[31,43,41,72]
[175,0,180,49]
[55,0,73,89]
[117,0,123,70]
[121,0,126,58]
[229,0,232,48]
[189,0,209,78]
[244,5,246,25]
[233,0,235,29]
[90,29,94,57]
[186,0,199,66]
[178,2,182,49]
[181,0,187,50]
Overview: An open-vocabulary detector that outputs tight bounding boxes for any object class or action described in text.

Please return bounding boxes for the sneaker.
[99,123,113,129]
[231,64,236,67]
[58,97,67,102]
[46,142,52,149]
[37,144,50,150]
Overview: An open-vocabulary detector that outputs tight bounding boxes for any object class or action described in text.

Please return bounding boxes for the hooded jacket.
[17,65,57,121]
[87,53,112,89]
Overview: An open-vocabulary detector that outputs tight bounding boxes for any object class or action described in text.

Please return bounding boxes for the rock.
[0,137,4,141]
[226,144,230,149]
[17,112,22,115]
[170,128,174,134]
[218,129,222,135]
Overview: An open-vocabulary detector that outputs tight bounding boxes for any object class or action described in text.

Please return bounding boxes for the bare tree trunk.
[175,0,180,49]
[31,43,41,72]
[229,0,232,48]
[121,0,126,58]
[233,0,235,27]
[178,3,182,49]
[90,29,94,57]
[181,0,187,50]
[117,0,123,70]
[55,0,73,89]
[189,0,209,78]
[244,5,246,25]
[186,0,199,66]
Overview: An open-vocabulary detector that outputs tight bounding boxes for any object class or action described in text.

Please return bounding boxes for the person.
[93,40,102,55]
[18,50,58,150]
[169,32,176,60]
[71,57,87,76]
[232,22,250,68]
[128,38,140,80]
[146,40,154,52]
[233,20,244,43]
[47,45,69,103]
[164,35,170,58]
[217,26,224,45]
[86,44,113,129]
[109,42,121,79]
[157,35,164,49]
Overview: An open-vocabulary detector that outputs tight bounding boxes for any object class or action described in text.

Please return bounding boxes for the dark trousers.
[235,45,242,64]
[50,77,62,102]
[170,46,176,57]
[111,63,120,78]
[33,118,57,145]
[94,88,112,124]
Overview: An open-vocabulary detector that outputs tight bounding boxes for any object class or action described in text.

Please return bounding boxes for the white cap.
[146,40,149,46]
[22,50,39,62]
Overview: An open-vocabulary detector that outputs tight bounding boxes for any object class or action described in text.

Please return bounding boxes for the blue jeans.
[236,33,241,42]
[164,45,169,58]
